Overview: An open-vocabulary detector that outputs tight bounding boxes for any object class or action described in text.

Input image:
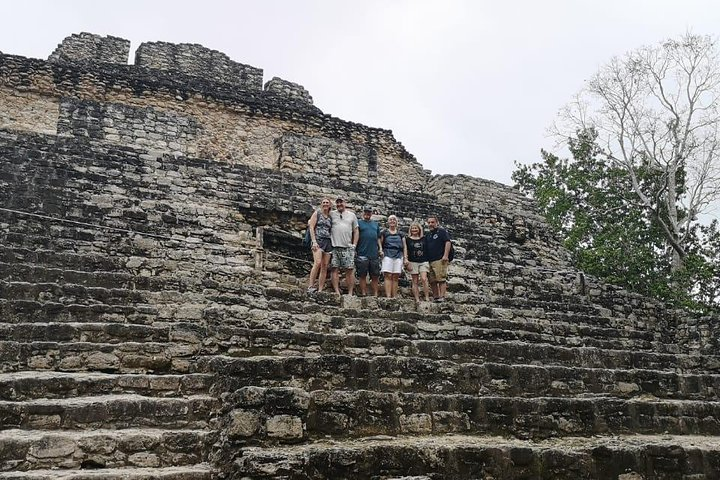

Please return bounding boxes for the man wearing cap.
[330,197,359,295]
[355,206,383,296]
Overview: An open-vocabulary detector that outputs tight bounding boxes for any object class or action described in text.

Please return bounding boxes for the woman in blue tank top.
[306,198,333,293]
[380,215,408,298]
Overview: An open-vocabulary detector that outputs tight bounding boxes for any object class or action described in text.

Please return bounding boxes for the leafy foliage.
[554,33,720,272]
[513,129,719,313]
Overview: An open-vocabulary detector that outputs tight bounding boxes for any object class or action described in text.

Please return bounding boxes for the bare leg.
[384,273,392,298]
[431,281,439,299]
[332,268,341,294]
[318,254,330,292]
[391,273,400,298]
[438,281,447,299]
[346,269,355,296]
[411,274,420,302]
[370,276,379,296]
[420,272,430,301]
[307,248,323,289]
[359,275,367,296]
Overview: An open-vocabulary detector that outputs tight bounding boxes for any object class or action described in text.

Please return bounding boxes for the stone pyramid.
[0,33,718,479]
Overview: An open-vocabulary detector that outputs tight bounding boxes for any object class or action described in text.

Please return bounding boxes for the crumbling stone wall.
[0,88,59,135]
[0,41,427,189]
[48,32,130,65]
[264,77,313,105]
[134,41,263,91]
[427,174,546,226]
[57,98,201,156]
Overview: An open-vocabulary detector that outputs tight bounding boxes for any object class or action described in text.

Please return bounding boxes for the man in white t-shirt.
[330,197,359,295]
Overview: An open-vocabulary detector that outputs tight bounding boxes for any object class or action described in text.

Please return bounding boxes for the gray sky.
[3,0,720,187]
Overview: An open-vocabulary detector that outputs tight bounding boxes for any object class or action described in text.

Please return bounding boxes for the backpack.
[448,241,455,261]
[303,209,330,248]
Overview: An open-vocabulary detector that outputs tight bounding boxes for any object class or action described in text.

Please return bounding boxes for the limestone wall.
[264,77,313,105]
[0,37,428,190]
[427,174,546,225]
[48,32,130,65]
[134,41,263,91]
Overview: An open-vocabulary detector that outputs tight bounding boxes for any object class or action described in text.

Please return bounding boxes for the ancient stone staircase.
[2,225,720,478]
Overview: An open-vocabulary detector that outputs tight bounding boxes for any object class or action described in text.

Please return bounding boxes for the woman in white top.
[380,215,408,298]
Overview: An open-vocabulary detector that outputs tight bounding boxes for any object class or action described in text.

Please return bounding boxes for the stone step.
[0,295,676,359]
[314,315,667,353]
[0,394,218,431]
[0,299,159,325]
[0,246,119,272]
[0,464,214,479]
[0,263,135,290]
[0,281,263,311]
[0,428,212,471]
[265,288,664,334]
[0,278,664,344]
[0,372,214,401]
[0,261,248,295]
[207,355,720,401]
[0,323,172,344]
[0,341,201,374]
[0,281,147,306]
[237,291,664,343]
[226,387,720,440]
[1,325,713,377]
[0,314,667,359]
[235,433,720,479]
[0,222,249,271]
[201,327,720,373]
[0,322,208,346]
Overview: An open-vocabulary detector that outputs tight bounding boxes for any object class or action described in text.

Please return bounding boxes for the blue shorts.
[316,237,332,254]
[355,256,380,278]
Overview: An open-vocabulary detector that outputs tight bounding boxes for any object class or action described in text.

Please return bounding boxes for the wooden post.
[254,226,264,271]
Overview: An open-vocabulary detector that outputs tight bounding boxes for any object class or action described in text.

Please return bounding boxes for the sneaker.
[307,287,318,295]
[434,297,445,303]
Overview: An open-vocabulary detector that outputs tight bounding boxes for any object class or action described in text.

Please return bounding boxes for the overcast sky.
[3,0,720,188]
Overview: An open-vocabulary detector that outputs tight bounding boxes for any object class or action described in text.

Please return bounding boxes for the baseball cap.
[362,205,372,212]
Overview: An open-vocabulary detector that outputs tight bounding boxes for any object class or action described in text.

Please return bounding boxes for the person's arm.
[442,231,451,262]
[377,235,383,257]
[351,214,359,248]
[308,211,319,248]
[352,226,359,248]
[403,235,409,265]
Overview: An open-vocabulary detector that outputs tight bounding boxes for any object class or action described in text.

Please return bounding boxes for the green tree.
[513,129,675,300]
[515,128,719,312]
[554,33,720,272]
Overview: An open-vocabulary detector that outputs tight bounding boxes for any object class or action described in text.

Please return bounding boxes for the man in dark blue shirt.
[355,206,382,296]
[425,215,451,302]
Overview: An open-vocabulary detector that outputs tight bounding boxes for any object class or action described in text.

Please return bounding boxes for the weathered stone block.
[399,413,432,434]
[266,415,304,440]
[228,409,262,438]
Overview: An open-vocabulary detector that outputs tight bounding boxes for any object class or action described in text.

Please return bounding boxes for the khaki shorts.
[407,261,430,275]
[428,260,448,283]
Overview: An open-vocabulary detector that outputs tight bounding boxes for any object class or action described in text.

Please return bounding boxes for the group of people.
[306,197,452,303]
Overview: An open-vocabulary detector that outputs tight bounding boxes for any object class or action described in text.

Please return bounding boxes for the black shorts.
[317,237,332,254]
[355,256,381,278]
